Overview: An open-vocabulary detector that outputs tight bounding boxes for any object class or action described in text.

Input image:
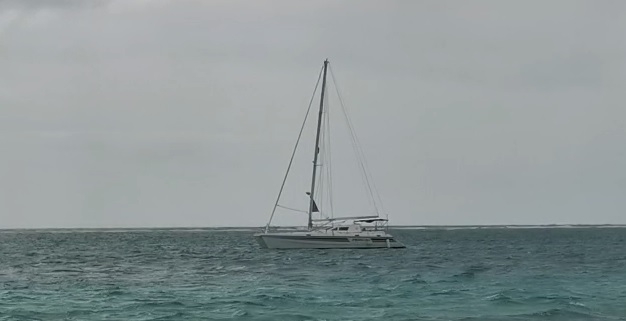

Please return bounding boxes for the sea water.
[1,227,625,320]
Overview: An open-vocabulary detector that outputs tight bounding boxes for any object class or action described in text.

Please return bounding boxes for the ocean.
[1,227,625,320]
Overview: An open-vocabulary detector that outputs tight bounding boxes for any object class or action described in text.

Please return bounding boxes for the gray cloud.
[1,0,625,228]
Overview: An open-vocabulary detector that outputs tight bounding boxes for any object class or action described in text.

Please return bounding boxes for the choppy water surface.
[1,227,625,320]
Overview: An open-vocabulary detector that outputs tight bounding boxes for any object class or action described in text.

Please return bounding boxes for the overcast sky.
[1,0,625,228]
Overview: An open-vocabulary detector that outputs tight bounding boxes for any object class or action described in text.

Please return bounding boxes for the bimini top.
[354,218,389,223]
[312,215,380,222]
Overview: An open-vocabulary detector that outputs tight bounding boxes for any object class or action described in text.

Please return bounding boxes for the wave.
[484,292,522,305]
[48,269,83,273]
[457,308,597,321]
[400,273,427,284]
[145,312,187,320]
[453,264,492,279]
[527,308,597,318]
[430,289,461,296]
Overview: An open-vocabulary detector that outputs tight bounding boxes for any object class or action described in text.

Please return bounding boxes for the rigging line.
[332,76,384,215]
[328,70,372,212]
[317,88,334,220]
[276,204,309,214]
[265,65,325,231]
[325,111,333,220]
[325,84,335,218]
[329,65,382,216]
[315,84,330,220]
[317,116,325,218]
[316,108,326,219]
[330,69,387,218]
[328,66,377,213]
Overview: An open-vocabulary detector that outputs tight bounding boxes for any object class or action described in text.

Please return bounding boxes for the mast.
[308,59,329,230]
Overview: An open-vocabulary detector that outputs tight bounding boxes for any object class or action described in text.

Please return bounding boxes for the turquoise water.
[1,227,625,320]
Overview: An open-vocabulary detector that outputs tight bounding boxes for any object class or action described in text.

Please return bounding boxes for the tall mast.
[308,59,329,230]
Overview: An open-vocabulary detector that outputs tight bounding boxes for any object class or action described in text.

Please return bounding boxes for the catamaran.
[254,59,405,249]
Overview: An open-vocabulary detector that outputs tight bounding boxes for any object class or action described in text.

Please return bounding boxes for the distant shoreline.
[2,224,626,232]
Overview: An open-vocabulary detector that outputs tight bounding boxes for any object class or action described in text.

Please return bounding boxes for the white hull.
[254,232,406,249]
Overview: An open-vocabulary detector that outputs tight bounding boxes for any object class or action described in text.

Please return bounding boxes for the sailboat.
[254,59,405,249]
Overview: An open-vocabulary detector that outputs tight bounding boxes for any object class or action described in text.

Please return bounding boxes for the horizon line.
[2,223,626,231]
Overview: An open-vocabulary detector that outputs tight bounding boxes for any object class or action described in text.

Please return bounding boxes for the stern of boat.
[253,233,269,249]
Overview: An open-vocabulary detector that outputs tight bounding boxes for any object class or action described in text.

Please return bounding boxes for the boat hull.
[254,233,406,249]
